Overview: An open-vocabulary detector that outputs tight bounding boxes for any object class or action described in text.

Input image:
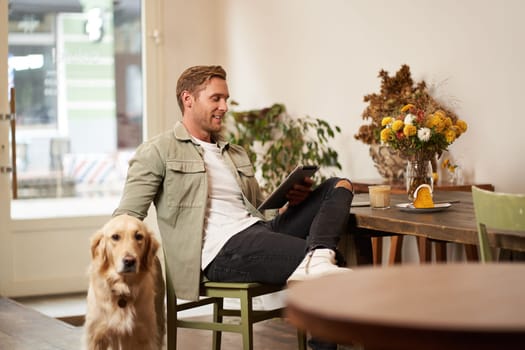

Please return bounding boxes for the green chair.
[165,265,307,350]
[472,186,525,262]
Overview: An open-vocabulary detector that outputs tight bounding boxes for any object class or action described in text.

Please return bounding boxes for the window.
[8,0,142,199]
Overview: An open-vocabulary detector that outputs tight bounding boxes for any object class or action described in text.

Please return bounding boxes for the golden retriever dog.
[84,214,165,350]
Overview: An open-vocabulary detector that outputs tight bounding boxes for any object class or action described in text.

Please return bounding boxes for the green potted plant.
[226,102,342,195]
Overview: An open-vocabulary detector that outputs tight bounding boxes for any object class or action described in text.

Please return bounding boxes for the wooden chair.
[420,184,495,263]
[165,264,307,350]
[472,186,525,262]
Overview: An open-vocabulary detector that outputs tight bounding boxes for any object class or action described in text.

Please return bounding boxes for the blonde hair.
[176,65,227,113]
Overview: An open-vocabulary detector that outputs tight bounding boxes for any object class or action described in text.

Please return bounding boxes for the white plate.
[395,202,452,213]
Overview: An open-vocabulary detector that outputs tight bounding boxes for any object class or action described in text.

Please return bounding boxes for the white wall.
[163,0,525,193]
[161,0,225,131]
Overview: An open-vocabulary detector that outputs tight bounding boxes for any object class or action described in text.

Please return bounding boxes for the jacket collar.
[173,121,192,141]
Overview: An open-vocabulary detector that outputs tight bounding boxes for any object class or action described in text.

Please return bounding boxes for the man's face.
[184,77,229,141]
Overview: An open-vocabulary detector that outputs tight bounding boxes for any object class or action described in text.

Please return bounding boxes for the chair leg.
[297,329,307,350]
[166,280,177,350]
[239,290,254,350]
[212,298,223,350]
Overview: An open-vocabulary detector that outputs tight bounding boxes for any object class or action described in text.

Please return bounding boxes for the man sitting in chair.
[114,65,354,350]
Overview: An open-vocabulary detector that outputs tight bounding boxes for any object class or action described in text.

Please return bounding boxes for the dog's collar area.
[117,298,127,308]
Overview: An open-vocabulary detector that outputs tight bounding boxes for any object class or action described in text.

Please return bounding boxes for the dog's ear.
[90,230,106,261]
[141,229,160,270]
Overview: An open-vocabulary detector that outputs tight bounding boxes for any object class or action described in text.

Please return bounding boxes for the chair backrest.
[472,186,525,262]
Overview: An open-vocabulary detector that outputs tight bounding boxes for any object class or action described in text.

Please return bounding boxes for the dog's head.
[90,214,160,275]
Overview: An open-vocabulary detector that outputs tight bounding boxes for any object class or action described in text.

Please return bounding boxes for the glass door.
[0,0,161,297]
[8,0,143,202]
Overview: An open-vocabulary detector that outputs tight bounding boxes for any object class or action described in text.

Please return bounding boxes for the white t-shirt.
[194,138,261,269]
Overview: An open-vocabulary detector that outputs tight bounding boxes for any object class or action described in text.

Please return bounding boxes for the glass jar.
[406,160,433,201]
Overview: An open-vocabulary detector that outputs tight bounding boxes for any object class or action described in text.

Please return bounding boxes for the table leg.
[417,237,431,263]
[464,244,479,261]
[371,237,383,266]
[434,241,447,262]
[388,236,403,265]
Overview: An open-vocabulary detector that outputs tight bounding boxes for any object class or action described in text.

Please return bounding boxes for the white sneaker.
[287,248,351,283]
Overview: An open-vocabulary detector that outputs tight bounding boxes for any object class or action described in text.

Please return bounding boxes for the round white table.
[286,263,525,350]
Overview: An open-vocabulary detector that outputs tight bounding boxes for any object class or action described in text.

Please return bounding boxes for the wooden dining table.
[286,263,525,350]
[346,190,525,265]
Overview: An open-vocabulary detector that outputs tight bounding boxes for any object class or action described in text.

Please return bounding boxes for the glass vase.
[406,159,434,201]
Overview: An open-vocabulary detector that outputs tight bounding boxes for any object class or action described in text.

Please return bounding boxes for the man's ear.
[181,91,193,109]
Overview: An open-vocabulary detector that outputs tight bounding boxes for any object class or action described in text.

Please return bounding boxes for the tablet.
[257,165,319,211]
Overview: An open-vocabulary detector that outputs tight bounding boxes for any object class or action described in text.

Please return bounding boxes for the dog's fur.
[84,214,165,350]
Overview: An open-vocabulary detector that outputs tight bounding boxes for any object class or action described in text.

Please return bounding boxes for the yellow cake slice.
[413,184,434,208]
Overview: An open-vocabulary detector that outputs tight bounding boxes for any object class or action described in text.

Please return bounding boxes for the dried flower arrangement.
[354,64,463,181]
[355,64,460,147]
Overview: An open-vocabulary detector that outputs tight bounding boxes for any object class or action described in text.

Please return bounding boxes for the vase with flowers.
[355,65,468,199]
[380,103,468,200]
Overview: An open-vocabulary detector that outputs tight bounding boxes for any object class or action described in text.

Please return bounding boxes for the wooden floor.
[2,297,358,349]
[0,297,82,350]
[176,317,304,350]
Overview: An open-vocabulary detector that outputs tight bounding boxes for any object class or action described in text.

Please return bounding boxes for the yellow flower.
[450,125,461,137]
[427,114,446,132]
[400,104,415,112]
[403,124,417,137]
[392,120,404,132]
[380,128,392,142]
[456,120,468,133]
[444,117,453,128]
[442,158,457,173]
[434,110,447,119]
[381,117,393,126]
[444,129,456,143]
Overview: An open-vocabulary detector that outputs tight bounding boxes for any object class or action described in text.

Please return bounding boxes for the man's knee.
[335,178,353,193]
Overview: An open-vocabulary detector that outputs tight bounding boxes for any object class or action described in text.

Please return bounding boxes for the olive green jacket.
[114,121,265,300]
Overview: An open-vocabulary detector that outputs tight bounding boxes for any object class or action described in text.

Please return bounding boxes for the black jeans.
[204,177,353,350]
[204,177,353,284]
